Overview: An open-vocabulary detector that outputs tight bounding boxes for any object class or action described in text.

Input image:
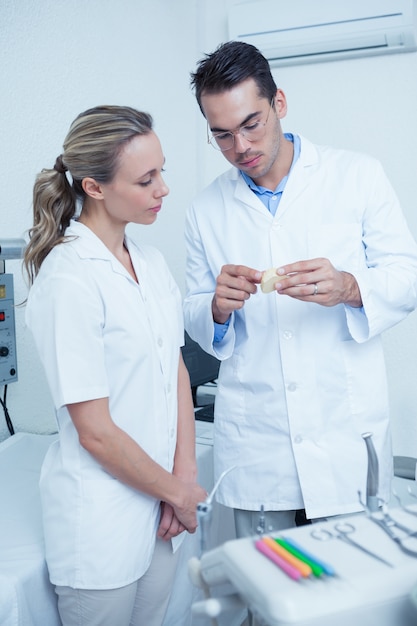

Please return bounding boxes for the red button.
[0,312,5,322]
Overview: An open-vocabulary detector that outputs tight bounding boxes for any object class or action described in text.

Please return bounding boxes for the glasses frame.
[206,97,275,152]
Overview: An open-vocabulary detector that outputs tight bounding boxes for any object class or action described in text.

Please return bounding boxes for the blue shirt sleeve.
[213,318,230,343]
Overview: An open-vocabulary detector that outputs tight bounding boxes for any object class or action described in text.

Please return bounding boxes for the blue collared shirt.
[240,133,300,216]
[213,133,301,342]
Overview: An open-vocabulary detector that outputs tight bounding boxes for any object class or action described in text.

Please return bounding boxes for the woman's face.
[99,131,169,227]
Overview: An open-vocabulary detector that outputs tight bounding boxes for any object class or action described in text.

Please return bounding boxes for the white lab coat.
[184,136,417,519]
[26,221,183,588]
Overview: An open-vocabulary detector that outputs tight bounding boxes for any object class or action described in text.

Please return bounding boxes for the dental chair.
[394,456,417,481]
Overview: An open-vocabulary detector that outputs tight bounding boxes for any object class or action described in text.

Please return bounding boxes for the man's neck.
[251,135,295,190]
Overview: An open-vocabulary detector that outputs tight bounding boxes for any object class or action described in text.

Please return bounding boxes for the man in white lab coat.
[184,41,417,536]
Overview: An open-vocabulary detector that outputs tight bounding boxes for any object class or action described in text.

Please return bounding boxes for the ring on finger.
[312,283,318,296]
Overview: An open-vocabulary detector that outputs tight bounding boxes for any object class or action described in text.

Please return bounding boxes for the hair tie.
[53,155,68,174]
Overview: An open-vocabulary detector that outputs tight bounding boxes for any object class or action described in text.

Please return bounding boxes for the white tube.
[192,594,245,617]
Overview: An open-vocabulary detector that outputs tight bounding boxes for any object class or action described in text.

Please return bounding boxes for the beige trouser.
[55,538,180,626]
[234,508,300,538]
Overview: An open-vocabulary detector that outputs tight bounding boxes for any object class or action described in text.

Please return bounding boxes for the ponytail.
[24,159,77,284]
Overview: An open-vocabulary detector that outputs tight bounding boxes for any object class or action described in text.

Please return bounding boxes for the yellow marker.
[262,536,312,578]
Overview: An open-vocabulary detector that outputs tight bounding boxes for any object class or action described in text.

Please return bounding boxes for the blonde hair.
[24,105,153,283]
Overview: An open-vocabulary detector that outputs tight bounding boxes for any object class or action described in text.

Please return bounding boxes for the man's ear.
[82,177,104,200]
[274,88,288,119]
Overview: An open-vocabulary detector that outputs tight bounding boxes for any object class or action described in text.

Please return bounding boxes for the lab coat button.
[294,435,303,444]
[287,382,297,392]
[157,337,163,347]
[170,428,175,438]
[166,383,171,393]
[283,330,293,340]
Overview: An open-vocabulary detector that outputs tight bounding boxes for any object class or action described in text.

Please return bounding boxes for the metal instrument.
[364,504,417,558]
[358,429,417,558]
[196,465,236,553]
[311,522,393,567]
[362,432,379,512]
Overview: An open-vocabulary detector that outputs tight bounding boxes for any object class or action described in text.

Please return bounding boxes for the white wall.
[0,0,201,439]
[2,0,417,460]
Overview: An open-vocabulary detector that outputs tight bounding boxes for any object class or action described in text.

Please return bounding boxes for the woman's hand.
[157,502,187,540]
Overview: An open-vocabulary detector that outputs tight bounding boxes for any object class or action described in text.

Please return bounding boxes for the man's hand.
[212,264,262,323]
[272,258,362,307]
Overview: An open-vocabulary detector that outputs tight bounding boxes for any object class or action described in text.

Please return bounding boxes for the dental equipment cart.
[191,504,417,626]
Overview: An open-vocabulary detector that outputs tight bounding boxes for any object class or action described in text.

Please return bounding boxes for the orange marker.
[262,536,312,578]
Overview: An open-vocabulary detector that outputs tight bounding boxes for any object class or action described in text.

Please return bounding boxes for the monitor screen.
[181,332,220,405]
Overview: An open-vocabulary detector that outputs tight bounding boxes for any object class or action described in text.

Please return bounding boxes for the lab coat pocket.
[307,223,365,271]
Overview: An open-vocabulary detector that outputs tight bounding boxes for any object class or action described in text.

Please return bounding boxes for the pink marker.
[255,539,302,581]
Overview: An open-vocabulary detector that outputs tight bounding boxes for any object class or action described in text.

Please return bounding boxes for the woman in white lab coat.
[24,105,207,626]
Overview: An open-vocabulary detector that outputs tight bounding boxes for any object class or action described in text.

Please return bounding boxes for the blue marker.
[281,536,336,576]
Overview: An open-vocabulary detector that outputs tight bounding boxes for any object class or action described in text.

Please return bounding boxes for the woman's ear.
[82,177,104,200]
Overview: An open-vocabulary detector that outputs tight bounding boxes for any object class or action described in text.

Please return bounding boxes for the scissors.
[365,505,417,558]
[358,490,417,558]
[311,522,393,568]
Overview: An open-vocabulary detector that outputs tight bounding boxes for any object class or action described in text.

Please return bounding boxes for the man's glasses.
[207,98,275,152]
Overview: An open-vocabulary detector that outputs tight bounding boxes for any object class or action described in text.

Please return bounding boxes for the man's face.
[201,78,287,187]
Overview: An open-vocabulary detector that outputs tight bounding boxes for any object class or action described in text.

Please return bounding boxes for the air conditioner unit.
[228,0,417,66]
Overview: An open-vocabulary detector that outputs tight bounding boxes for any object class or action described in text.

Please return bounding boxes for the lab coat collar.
[232,135,318,215]
[275,135,319,219]
[65,219,142,281]
[297,134,319,166]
